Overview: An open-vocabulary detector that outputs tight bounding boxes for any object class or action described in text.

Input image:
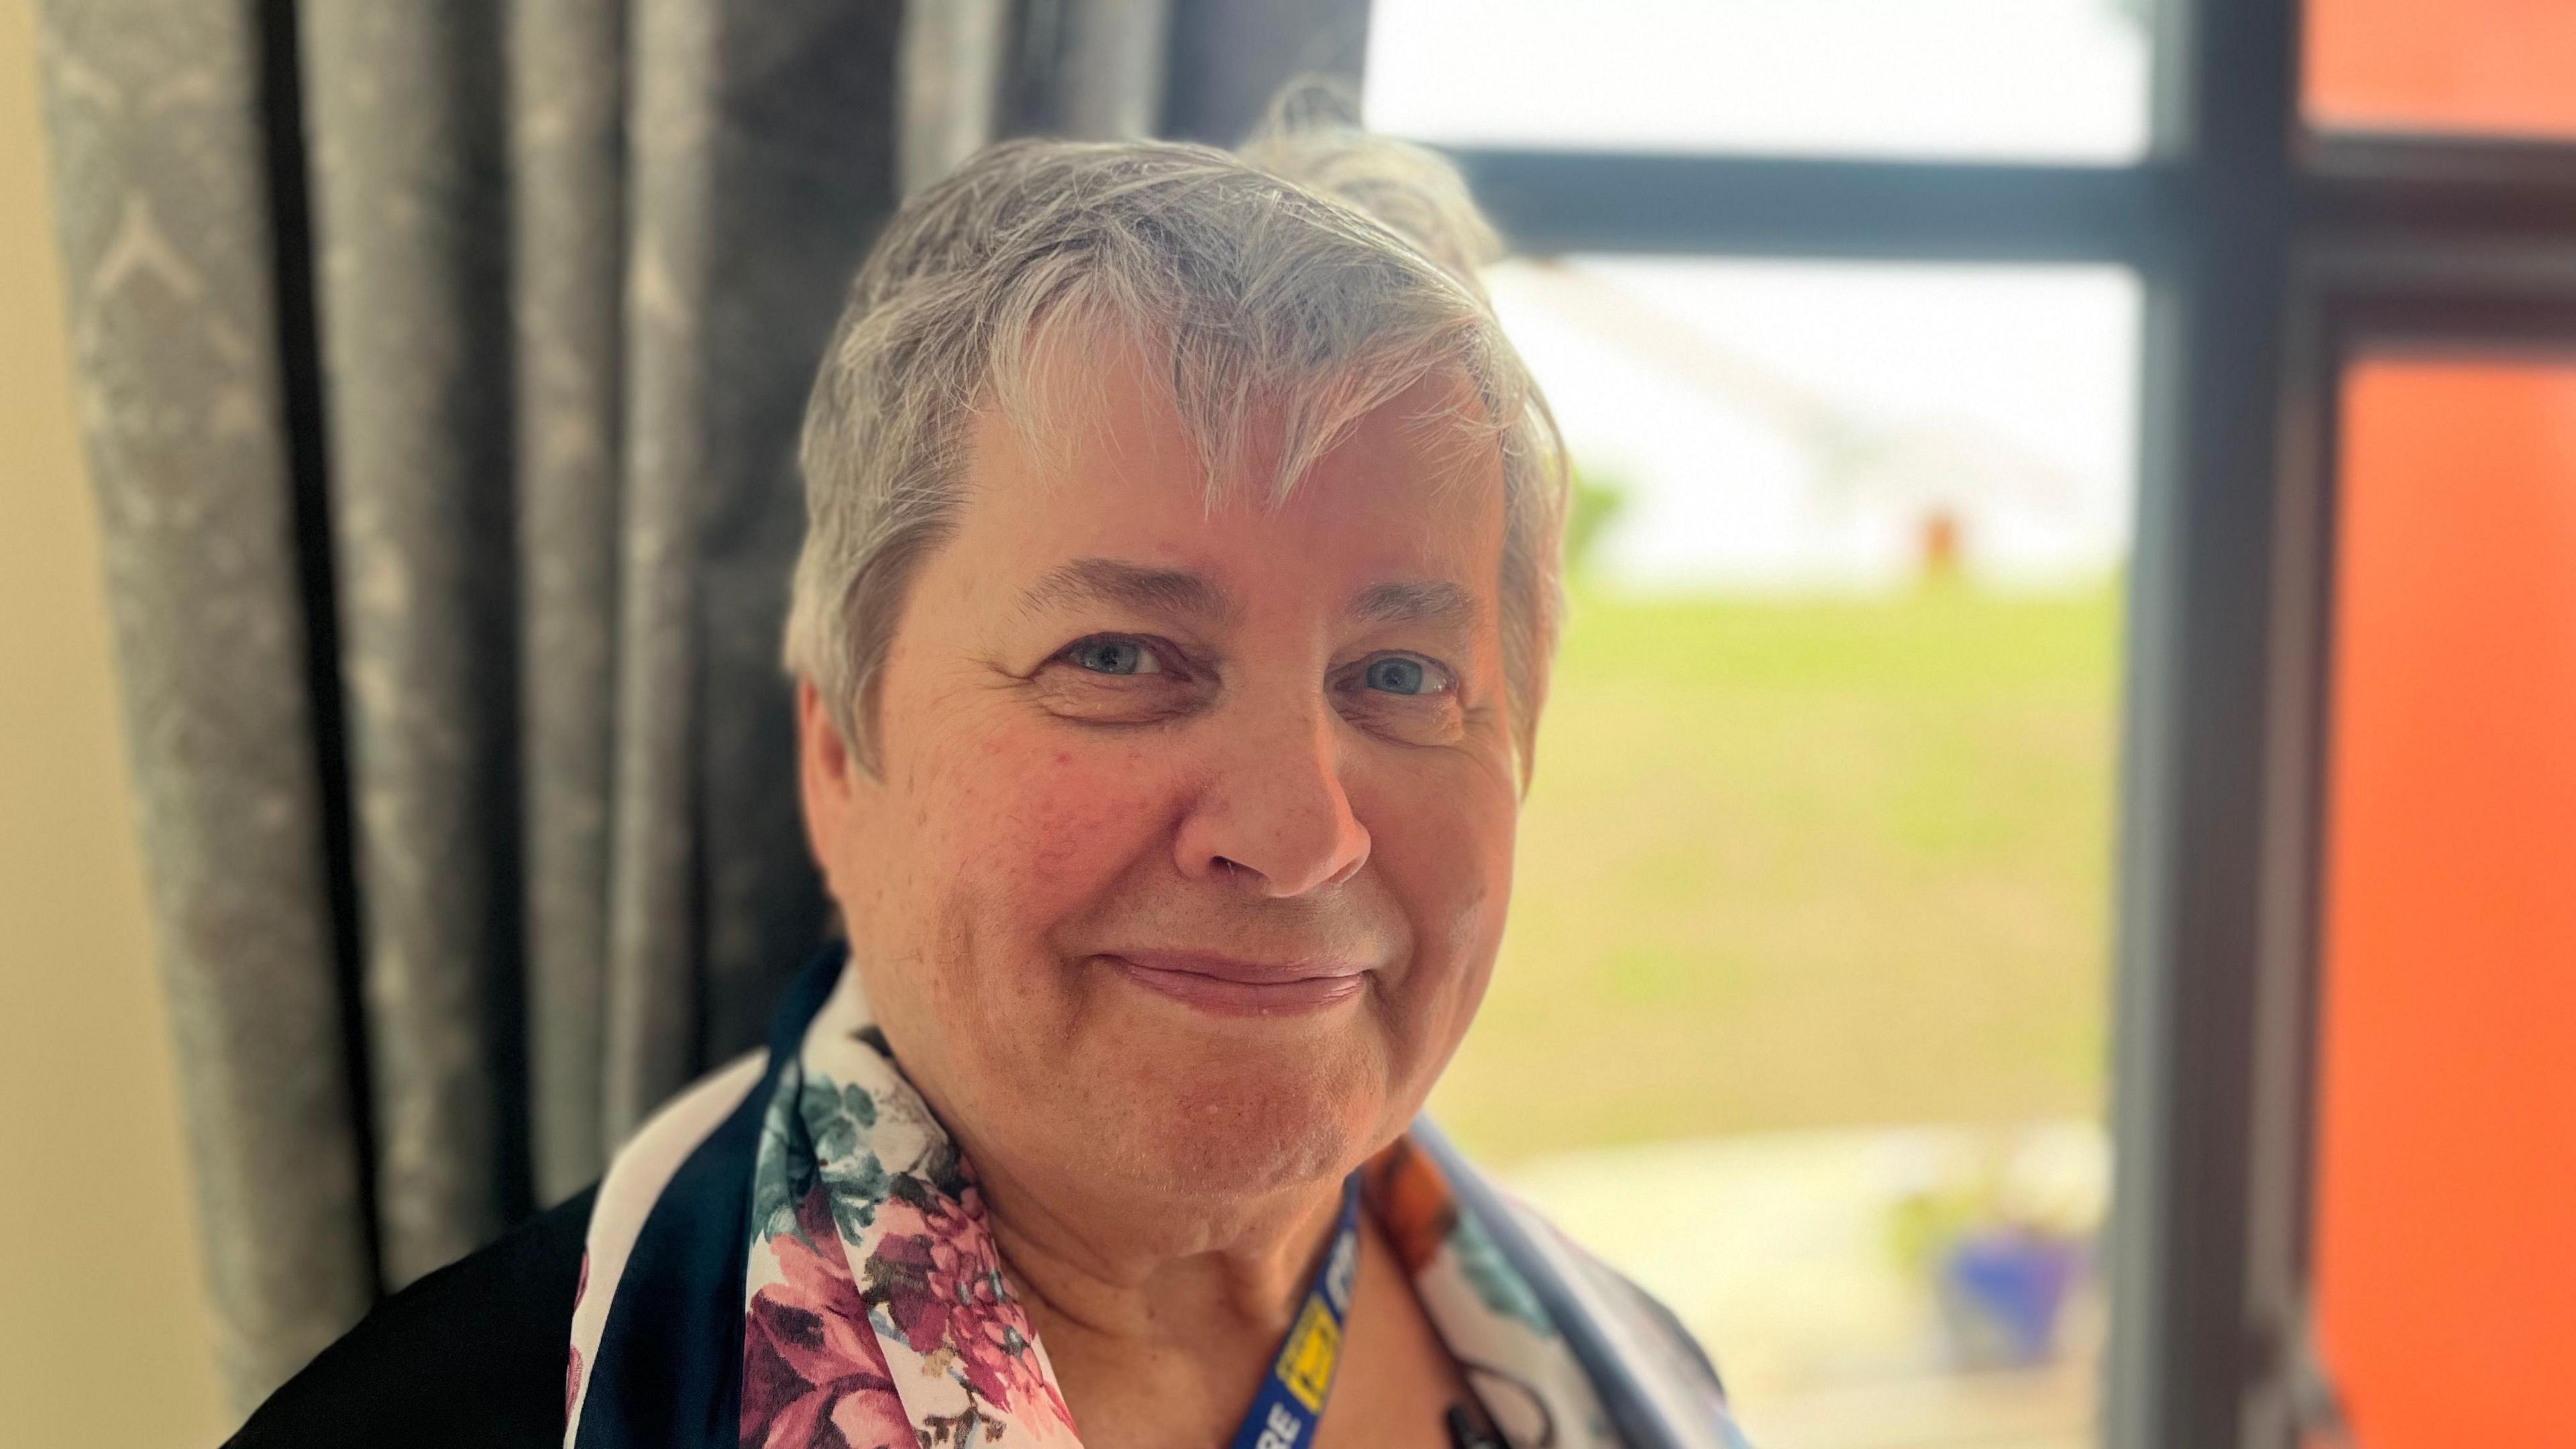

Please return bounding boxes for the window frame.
[2242,277,2576,1448]
[1379,1,2576,1444]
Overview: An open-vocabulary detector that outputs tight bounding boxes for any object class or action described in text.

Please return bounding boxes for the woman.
[231,125,1750,1449]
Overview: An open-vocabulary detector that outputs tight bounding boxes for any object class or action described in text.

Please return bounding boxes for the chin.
[1118,1110,1354,1204]
[1079,1047,1386,1203]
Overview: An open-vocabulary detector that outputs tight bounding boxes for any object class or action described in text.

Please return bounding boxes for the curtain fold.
[895,0,1012,195]
[600,0,720,1152]
[34,0,376,1408]
[511,0,628,1210]
[1056,0,1175,140]
[296,0,526,1288]
[685,0,898,1064]
[37,0,1269,1414]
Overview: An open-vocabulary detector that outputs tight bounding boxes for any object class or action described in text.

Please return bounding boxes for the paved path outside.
[1498,1122,2110,1449]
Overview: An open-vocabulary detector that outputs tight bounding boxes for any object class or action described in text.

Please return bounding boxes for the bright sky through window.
[1366,0,2153,163]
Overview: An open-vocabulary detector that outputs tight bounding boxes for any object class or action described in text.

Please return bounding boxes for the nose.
[1173,690,1371,898]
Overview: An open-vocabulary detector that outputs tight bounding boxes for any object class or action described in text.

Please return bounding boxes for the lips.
[1101,950,1371,1018]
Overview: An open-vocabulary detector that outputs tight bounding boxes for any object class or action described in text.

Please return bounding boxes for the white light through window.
[1366,0,2153,164]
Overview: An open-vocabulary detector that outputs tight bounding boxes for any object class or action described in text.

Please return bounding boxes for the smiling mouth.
[1099,951,1371,1018]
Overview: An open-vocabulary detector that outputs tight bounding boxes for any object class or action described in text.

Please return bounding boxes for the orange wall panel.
[2308,0,2576,138]
[2311,360,2576,1448]
[2307,0,2576,138]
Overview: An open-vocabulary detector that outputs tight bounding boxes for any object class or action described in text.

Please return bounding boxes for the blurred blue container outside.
[1935,1228,2087,1368]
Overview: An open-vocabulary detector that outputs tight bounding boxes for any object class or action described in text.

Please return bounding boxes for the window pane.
[1364,0,2154,163]
[2306,0,2576,140]
[2310,358,2576,1448]
[1433,259,2140,1448]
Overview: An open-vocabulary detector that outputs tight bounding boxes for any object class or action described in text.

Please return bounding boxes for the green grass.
[1430,582,2124,1164]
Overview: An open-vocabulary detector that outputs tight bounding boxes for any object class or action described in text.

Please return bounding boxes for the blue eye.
[1067,637,1161,676]
[1364,656,1434,695]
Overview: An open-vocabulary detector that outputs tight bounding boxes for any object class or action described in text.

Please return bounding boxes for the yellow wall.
[0,5,231,1442]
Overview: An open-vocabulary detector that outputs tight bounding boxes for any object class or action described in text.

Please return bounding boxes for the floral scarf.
[564,947,1754,1449]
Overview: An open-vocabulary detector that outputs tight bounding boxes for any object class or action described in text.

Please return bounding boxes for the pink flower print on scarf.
[565,1250,590,1424]
[863,1180,1076,1434]
[742,1189,915,1449]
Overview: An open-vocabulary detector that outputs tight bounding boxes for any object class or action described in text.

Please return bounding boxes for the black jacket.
[225,1187,597,1449]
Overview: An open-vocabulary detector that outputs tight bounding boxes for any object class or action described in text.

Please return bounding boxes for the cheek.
[856,722,1180,1110]
[1364,765,1517,1026]
[908,726,1173,949]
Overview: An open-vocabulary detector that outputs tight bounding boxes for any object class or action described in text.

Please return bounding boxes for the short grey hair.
[781,123,1568,782]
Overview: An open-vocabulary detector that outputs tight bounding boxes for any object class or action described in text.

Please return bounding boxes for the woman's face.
[798,330,1522,1208]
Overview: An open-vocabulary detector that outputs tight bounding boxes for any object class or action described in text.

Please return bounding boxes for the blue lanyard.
[1228,1171,1364,1449]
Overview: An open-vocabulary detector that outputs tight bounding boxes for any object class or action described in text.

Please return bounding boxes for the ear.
[797,677,862,885]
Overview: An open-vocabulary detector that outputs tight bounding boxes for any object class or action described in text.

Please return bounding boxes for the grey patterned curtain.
[32,0,1269,1414]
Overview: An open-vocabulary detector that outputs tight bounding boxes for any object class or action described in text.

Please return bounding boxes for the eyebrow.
[1347,578,1477,632]
[1017,557,1478,633]
[1019,558,1239,625]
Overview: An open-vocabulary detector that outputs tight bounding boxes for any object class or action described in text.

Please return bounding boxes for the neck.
[975,1152,1349,1350]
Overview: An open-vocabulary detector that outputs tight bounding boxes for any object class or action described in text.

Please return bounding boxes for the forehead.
[955,322,1510,595]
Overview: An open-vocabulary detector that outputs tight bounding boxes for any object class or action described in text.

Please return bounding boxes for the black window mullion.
[2104,3,2301,1449]
[1443,149,2185,265]
[2302,140,2576,250]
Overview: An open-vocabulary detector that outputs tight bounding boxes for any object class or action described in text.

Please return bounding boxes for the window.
[1440,256,2139,1449]
[1365,1,2576,1444]
[1377,18,2149,1439]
